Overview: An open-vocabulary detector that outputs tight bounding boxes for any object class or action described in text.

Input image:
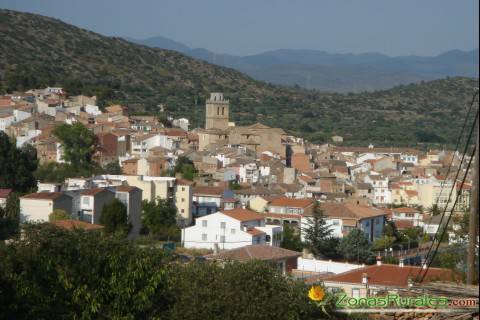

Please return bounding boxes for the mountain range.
[129,36,479,92]
[0,9,478,147]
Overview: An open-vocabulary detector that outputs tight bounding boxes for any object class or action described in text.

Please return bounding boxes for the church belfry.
[205,92,229,130]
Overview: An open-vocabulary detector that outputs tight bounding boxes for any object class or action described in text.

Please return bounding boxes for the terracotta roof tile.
[21,192,67,200]
[324,264,456,287]
[269,197,314,208]
[0,189,12,198]
[221,208,264,222]
[205,244,301,262]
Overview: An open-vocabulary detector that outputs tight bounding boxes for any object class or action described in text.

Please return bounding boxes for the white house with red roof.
[0,189,12,208]
[182,208,282,250]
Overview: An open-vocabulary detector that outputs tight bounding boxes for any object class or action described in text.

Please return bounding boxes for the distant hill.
[0,9,478,147]
[131,36,479,92]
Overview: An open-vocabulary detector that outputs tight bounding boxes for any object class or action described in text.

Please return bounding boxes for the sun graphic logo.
[308,285,334,315]
[308,286,325,301]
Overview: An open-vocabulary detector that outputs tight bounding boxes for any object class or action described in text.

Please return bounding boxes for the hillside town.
[0,87,475,302]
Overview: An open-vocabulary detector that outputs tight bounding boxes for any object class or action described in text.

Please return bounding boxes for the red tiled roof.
[205,244,301,262]
[220,208,264,222]
[393,220,415,230]
[21,192,66,200]
[405,190,418,196]
[245,228,266,236]
[116,185,138,193]
[0,189,12,198]
[324,264,457,288]
[269,197,314,208]
[318,203,386,220]
[81,188,112,196]
[193,186,225,196]
[392,207,419,213]
[51,220,104,231]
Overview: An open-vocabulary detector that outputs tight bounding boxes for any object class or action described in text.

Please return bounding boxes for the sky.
[0,0,478,56]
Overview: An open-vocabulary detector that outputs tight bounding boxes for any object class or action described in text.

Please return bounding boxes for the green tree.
[280,224,303,252]
[99,199,130,235]
[172,156,198,181]
[428,204,441,216]
[53,123,97,169]
[0,224,169,319]
[0,224,323,319]
[0,132,38,193]
[48,209,70,222]
[303,203,337,258]
[0,192,20,240]
[167,261,321,320]
[337,229,374,264]
[103,161,123,174]
[141,198,179,239]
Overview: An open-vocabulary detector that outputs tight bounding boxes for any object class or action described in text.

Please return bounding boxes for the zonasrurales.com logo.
[308,286,479,315]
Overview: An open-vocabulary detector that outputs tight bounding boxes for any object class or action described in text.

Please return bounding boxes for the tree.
[303,203,336,258]
[99,199,130,235]
[103,161,122,175]
[337,229,374,264]
[141,198,179,239]
[48,209,70,222]
[0,224,322,319]
[0,193,20,240]
[0,132,38,193]
[172,156,198,181]
[280,224,303,252]
[53,123,97,169]
[428,204,441,216]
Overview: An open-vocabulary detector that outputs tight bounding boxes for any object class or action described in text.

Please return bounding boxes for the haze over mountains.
[129,36,479,92]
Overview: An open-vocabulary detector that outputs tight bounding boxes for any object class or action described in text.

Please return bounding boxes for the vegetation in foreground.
[0,224,329,320]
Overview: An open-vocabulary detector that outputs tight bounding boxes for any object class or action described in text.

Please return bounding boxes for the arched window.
[222,107,225,115]
[217,107,220,115]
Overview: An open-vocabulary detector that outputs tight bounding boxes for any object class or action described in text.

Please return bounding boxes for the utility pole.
[467,110,479,285]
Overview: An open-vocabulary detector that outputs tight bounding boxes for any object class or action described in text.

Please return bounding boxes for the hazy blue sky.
[0,0,478,56]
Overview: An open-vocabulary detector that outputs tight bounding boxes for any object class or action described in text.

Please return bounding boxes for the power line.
[417,142,476,283]
[424,90,478,229]
[415,110,478,282]
[418,97,479,277]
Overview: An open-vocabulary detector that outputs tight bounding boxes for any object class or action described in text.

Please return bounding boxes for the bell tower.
[205,92,229,130]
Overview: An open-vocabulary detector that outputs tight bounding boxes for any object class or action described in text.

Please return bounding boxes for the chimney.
[399,258,404,268]
[376,256,382,266]
[361,273,368,284]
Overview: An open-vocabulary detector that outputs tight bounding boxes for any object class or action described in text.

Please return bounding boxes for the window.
[231,228,236,234]
[202,234,207,241]
[202,220,207,227]
[181,198,185,202]
[376,218,380,225]
[220,235,225,243]
[82,197,90,205]
[181,209,185,213]
[352,288,360,298]
[365,221,370,227]
[332,220,339,226]
[220,222,226,229]
[181,187,185,191]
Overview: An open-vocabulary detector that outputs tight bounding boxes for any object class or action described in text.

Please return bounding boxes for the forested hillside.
[0,9,478,147]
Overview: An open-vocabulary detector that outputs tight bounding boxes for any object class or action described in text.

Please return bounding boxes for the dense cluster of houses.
[1,88,469,297]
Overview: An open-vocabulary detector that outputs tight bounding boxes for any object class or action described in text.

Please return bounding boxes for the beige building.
[205,92,229,130]
[198,93,286,157]
[175,179,194,226]
[20,192,72,222]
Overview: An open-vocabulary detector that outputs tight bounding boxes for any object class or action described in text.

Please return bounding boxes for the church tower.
[205,92,229,130]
